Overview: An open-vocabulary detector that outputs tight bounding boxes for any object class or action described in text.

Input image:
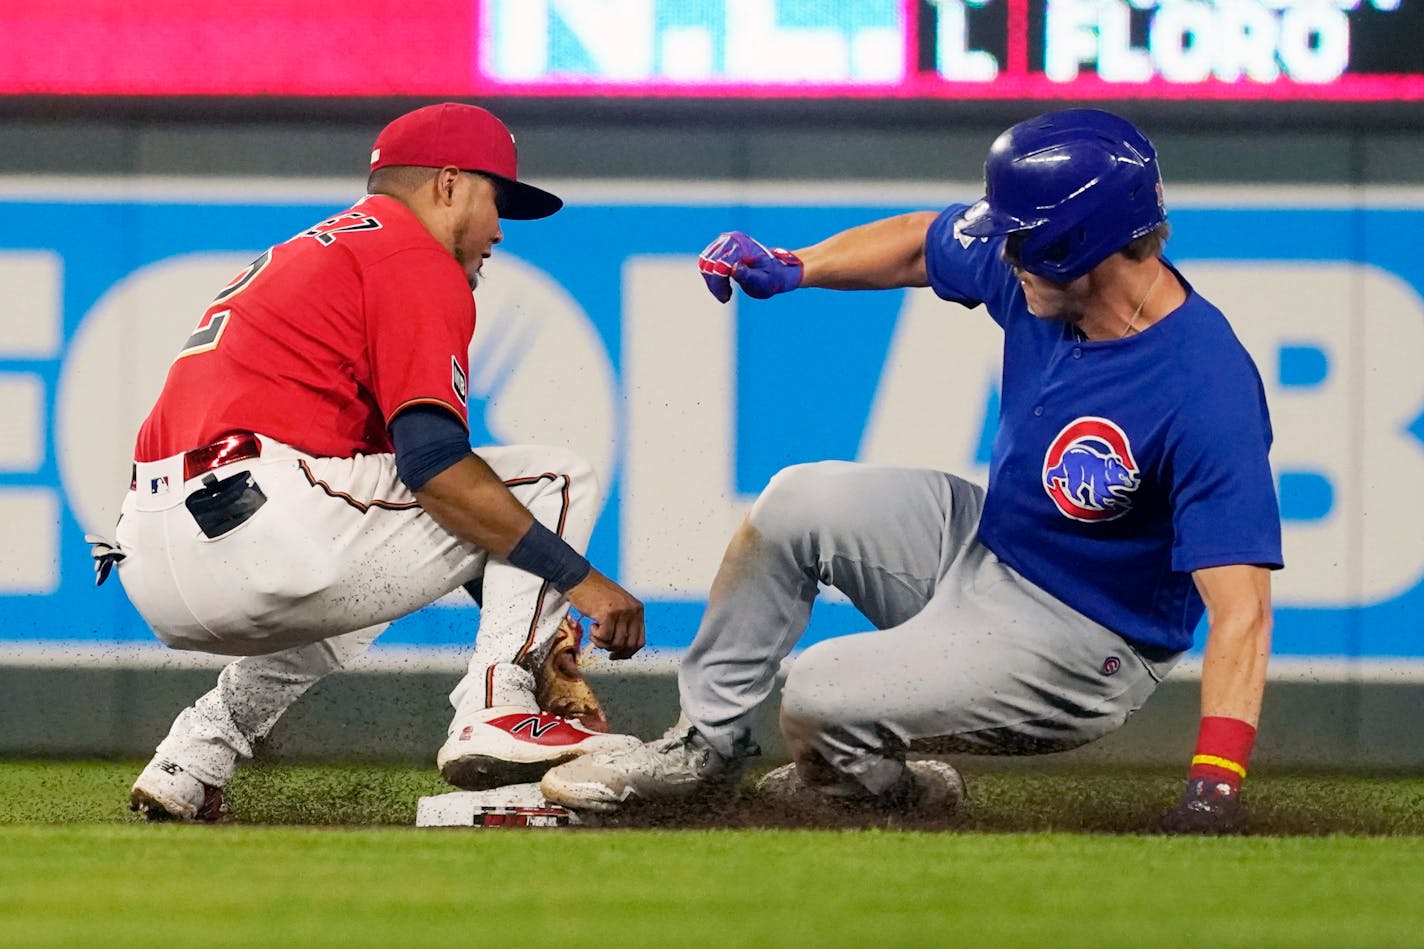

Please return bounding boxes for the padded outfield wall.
[0,115,1422,766]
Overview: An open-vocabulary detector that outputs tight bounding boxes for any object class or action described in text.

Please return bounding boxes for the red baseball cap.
[369,103,563,220]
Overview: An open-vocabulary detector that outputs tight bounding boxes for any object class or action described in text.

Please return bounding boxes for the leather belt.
[183,433,262,481]
[130,433,263,489]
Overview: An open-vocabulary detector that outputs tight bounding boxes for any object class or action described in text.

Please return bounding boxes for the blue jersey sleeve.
[923,204,1020,327]
[1167,356,1284,573]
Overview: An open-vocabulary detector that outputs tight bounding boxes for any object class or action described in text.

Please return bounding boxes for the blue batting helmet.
[957,109,1166,283]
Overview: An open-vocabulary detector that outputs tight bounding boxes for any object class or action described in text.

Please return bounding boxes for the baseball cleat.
[539,722,750,814]
[129,758,229,823]
[754,759,966,816]
[437,707,641,791]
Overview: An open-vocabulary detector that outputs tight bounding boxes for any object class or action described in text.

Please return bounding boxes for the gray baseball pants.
[679,461,1179,796]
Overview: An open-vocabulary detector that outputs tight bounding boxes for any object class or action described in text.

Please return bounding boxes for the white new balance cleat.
[437,706,641,791]
[540,722,751,814]
[129,758,229,823]
[755,759,966,816]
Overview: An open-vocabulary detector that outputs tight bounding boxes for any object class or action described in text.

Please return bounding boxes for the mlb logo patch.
[148,476,169,496]
[451,357,468,406]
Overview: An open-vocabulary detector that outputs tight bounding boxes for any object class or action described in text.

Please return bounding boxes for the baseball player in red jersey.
[95,103,644,821]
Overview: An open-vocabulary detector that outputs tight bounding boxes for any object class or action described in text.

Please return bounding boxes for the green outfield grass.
[4,824,1424,947]
[3,760,1424,947]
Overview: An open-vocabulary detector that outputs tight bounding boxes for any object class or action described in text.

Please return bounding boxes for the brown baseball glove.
[530,613,611,733]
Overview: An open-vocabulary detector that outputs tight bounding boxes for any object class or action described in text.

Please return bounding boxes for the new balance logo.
[482,711,589,746]
[507,716,561,740]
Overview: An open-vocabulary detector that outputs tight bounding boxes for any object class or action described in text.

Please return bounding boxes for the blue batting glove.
[698,231,804,303]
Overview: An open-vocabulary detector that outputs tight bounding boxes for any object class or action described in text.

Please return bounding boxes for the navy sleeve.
[923,204,1021,327]
[1167,355,1284,573]
[389,405,473,492]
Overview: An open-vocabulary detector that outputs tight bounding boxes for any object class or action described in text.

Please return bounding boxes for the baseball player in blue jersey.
[542,109,1282,833]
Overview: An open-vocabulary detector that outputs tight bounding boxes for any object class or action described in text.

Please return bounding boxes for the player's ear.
[435,166,462,206]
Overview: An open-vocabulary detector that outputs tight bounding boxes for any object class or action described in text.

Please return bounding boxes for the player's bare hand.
[1158,778,1247,834]
[698,231,803,303]
[566,568,645,660]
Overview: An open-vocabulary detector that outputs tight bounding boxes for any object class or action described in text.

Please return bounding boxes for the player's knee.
[779,641,849,740]
[551,444,596,482]
[749,461,853,544]
[533,444,600,498]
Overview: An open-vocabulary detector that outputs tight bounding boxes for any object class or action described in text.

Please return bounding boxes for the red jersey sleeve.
[363,248,475,429]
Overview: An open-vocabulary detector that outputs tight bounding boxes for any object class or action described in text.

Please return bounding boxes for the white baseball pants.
[114,436,598,786]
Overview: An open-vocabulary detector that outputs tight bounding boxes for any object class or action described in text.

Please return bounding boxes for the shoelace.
[651,728,702,756]
[655,723,761,764]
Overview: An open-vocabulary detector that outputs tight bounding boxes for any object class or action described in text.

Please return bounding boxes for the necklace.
[1120,265,1164,338]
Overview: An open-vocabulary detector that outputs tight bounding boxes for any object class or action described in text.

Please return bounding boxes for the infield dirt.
[4,759,1423,835]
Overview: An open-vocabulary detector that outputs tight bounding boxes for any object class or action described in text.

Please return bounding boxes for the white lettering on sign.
[621,257,755,598]
[1046,0,1355,84]
[485,0,903,83]
[0,374,44,472]
[858,287,998,482]
[0,251,61,356]
[0,489,58,594]
[930,0,1000,81]
[1184,262,1424,607]
[464,255,618,496]
[489,0,656,80]
[0,250,62,592]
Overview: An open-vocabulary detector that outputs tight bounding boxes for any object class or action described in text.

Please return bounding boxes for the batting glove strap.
[698,231,804,303]
[85,533,127,587]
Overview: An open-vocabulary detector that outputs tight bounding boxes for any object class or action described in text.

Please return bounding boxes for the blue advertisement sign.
[2,182,1422,659]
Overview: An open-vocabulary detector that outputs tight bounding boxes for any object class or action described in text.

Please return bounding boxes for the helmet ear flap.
[1040,233,1076,269]
[1003,232,1027,267]
[1015,224,1085,281]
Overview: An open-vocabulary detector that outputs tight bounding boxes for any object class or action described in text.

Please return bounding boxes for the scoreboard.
[484,0,1424,101]
[0,0,1420,103]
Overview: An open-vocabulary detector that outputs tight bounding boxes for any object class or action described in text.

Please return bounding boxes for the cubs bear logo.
[1042,416,1141,522]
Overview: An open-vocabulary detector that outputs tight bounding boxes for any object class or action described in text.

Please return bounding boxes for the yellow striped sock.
[1191,754,1246,779]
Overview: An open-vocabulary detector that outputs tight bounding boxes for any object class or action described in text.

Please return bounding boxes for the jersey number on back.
[300,211,383,246]
[174,212,384,360]
[176,249,273,360]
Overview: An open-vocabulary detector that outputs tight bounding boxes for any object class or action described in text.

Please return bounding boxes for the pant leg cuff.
[839,755,906,796]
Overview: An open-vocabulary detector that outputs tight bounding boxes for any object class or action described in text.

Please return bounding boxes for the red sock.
[1188,716,1257,789]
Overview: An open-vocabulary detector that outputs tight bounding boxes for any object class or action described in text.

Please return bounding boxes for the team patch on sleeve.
[451,356,469,405]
